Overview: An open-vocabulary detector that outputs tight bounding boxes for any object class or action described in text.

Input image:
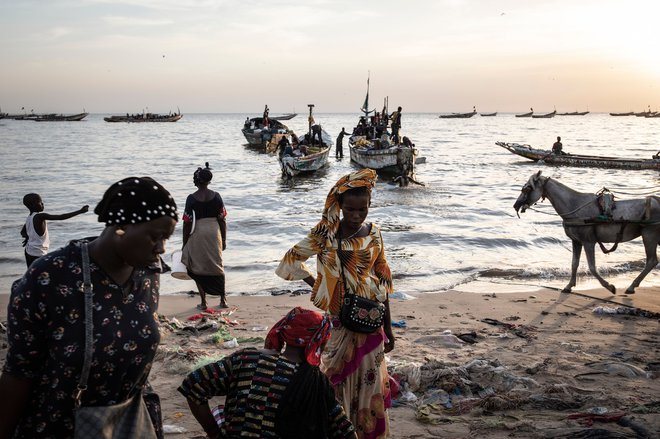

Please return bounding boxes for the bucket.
[171,250,191,280]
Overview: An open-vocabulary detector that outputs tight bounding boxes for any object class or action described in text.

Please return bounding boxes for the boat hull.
[496,142,660,170]
[104,114,182,122]
[439,111,476,119]
[280,146,330,177]
[349,144,417,174]
[242,117,289,148]
[531,111,557,119]
[271,113,297,121]
[34,112,89,122]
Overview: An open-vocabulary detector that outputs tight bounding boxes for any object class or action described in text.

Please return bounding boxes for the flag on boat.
[360,76,370,114]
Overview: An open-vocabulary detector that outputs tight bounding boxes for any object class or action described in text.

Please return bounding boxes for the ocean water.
[1,112,660,296]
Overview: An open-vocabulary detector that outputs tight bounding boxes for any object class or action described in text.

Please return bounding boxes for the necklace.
[342,224,363,240]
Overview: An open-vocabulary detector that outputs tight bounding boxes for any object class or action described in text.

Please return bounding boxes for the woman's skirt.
[321,322,391,439]
[181,218,225,296]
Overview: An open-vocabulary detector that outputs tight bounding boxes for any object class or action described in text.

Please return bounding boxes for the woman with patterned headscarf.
[275,169,394,439]
[181,162,228,310]
[179,307,357,439]
[0,177,178,438]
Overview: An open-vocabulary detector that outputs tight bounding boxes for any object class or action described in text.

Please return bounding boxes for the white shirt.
[25,212,50,256]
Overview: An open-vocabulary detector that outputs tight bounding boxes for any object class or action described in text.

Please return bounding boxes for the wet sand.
[1,286,659,438]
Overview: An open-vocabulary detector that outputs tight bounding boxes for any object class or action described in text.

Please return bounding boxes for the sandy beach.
[1,286,659,438]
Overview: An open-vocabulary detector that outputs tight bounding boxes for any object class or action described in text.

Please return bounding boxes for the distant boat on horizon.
[609,111,634,116]
[480,112,497,117]
[557,111,589,116]
[531,110,557,119]
[439,106,477,119]
[515,108,534,118]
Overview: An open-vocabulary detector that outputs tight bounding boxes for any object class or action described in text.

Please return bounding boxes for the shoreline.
[1,287,659,438]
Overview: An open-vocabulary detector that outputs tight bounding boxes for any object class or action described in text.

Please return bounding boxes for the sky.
[1,0,659,114]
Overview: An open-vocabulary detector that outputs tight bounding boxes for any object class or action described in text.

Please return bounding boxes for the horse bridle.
[520,176,550,206]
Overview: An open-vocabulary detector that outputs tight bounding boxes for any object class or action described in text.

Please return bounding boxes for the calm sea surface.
[2,113,660,296]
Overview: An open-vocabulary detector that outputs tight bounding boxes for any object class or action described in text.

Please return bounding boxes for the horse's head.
[514,171,546,217]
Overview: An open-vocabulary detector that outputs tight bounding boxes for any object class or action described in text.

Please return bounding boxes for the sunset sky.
[1,0,658,114]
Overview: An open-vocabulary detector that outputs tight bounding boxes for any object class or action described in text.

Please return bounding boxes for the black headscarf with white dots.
[95,177,178,226]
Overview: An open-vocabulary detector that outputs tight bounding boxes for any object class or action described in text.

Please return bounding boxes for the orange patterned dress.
[276,223,393,438]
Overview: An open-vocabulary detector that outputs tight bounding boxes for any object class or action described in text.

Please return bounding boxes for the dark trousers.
[25,250,39,268]
[336,142,343,158]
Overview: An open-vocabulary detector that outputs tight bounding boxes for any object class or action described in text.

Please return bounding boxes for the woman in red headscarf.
[178,307,356,439]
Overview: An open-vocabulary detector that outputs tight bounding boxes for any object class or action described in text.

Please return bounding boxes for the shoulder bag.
[337,237,385,333]
[73,243,159,439]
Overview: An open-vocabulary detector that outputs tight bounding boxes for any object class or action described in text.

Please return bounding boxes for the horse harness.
[562,189,660,254]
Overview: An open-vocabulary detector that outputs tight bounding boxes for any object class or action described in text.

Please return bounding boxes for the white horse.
[513,171,660,294]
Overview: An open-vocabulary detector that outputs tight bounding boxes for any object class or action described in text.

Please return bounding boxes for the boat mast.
[307,104,315,138]
[361,72,370,120]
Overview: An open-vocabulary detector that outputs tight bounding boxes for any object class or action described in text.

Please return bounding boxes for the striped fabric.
[178,349,355,438]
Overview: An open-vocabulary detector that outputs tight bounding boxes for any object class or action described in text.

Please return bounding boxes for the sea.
[2,112,660,297]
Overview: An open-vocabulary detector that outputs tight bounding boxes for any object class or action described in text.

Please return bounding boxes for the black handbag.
[337,237,385,333]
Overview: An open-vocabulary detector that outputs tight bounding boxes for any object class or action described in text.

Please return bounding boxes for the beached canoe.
[104,112,182,122]
[496,141,660,170]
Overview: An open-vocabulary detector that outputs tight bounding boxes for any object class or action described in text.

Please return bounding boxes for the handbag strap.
[75,242,94,408]
[336,237,349,295]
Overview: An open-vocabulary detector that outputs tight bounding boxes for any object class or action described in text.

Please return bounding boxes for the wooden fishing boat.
[280,144,331,177]
[271,113,297,121]
[496,141,660,170]
[8,113,39,120]
[104,111,182,122]
[609,112,634,116]
[348,76,419,179]
[439,107,477,119]
[645,112,660,118]
[531,110,556,119]
[278,105,332,178]
[557,111,589,116]
[241,116,290,148]
[515,109,533,118]
[34,112,89,122]
[480,112,497,117]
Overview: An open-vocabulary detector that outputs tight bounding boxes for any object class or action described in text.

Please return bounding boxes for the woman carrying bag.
[0,177,178,439]
[275,169,394,439]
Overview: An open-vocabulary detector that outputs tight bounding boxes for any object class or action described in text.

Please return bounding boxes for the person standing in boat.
[335,127,350,159]
[390,106,402,145]
[552,136,563,154]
